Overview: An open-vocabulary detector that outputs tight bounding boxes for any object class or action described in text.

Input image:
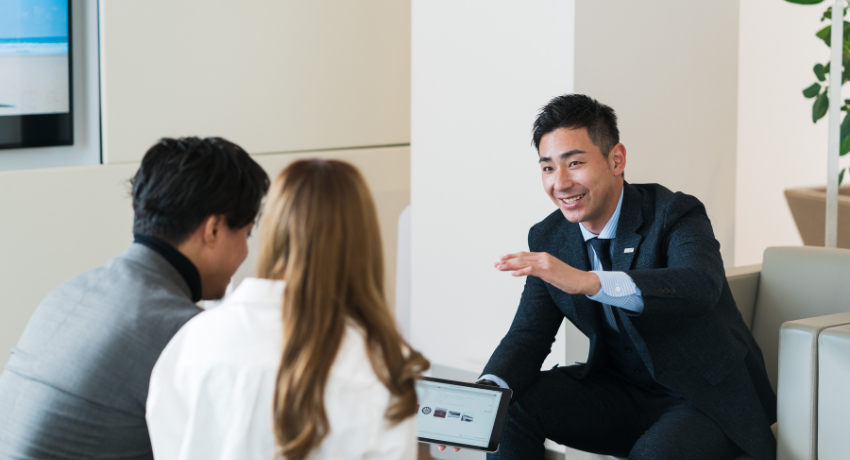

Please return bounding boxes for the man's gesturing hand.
[495,252,601,296]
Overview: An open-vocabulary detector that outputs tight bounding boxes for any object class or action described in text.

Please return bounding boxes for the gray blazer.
[0,244,201,459]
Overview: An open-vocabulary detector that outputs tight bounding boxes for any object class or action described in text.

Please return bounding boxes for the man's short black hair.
[532,94,620,157]
[130,137,270,244]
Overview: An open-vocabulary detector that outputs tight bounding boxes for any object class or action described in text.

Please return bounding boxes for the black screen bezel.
[0,0,74,150]
[416,376,513,453]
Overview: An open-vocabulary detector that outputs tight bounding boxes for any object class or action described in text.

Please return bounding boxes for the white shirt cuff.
[587,271,644,314]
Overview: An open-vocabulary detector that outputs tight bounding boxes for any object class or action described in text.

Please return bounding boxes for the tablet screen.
[415,377,512,451]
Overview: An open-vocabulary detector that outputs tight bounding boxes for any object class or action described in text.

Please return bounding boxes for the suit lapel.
[610,184,653,370]
[612,183,643,272]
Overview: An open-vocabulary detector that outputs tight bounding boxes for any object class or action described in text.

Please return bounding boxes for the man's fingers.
[497,252,529,263]
[495,258,525,271]
[497,254,544,271]
[512,266,533,277]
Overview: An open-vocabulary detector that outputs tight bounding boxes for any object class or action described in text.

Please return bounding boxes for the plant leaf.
[804,82,823,98]
[785,0,825,4]
[840,168,846,185]
[842,112,850,139]
[816,22,850,47]
[841,134,850,155]
[814,91,830,122]
[815,63,827,81]
[822,5,847,20]
[817,24,831,44]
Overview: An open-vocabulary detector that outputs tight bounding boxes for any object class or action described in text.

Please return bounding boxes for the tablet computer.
[415,377,513,452]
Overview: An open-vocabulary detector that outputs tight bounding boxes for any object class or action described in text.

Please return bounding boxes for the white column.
[410,0,575,373]
[826,0,843,248]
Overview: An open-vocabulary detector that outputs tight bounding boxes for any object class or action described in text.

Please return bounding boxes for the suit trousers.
[488,366,743,460]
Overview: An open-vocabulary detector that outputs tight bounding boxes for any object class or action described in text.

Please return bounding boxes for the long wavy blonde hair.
[256,159,429,460]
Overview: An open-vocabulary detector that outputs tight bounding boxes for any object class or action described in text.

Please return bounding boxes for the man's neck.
[581,181,624,235]
[134,233,203,302]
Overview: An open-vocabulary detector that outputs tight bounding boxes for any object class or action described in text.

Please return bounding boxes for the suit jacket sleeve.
[480,225,564,397]
[627,193,726,319]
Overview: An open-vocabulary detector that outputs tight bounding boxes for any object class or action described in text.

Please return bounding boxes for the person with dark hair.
[455,95,775,459]
[0,137,269,460]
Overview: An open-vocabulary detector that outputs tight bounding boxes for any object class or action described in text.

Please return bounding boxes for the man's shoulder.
[9,247,201,407]
[528,208,568,248]
[54,248,199,319]
[17,247,200,364]
[627,182,706,221]
[532,208,566,233]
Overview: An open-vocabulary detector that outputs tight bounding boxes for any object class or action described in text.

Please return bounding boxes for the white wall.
[574,0,740,267]
[0,0,100,171]
[735,0,850,265]
[99,0,411,164]
[410,1,575,374]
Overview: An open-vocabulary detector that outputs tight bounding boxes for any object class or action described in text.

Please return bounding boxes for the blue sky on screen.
[0,0,69,40]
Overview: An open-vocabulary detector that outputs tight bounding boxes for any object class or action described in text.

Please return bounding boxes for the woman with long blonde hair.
[146,159,429,460]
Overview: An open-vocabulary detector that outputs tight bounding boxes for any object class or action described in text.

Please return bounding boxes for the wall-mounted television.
[0,0,73,150]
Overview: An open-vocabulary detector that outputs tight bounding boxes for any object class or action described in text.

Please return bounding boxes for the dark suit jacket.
[481,182,777,460]
[0,244,202,459]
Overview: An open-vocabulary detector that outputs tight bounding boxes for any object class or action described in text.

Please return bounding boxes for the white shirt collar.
[225,277,286,306]
[579,186,624,242]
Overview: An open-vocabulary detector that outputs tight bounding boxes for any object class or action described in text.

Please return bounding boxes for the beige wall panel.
[0,147,409,367]
[575,0,739,266]
[99,0,411,164]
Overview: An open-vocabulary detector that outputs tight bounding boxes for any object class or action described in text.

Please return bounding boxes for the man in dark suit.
[477,95,776,460]
[0,137,269,459]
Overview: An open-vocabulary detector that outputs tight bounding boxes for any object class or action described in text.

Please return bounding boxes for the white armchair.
[816,322,850,459]
[778,312,850,460]
[601,246,850,460]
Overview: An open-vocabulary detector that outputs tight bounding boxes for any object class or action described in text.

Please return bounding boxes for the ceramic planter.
[784,186,850,249]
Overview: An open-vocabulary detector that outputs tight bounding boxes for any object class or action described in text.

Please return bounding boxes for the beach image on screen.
[0,0,70,117]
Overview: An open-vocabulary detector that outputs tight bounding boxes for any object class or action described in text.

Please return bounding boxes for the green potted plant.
[783,0,850,248]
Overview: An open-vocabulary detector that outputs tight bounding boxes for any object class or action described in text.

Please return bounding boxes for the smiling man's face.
[538,127,626,234]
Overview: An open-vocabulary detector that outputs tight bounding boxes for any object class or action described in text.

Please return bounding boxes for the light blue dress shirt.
[481,187,644,389]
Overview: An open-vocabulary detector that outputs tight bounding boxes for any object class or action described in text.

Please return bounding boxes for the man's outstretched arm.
[479,271,564,398]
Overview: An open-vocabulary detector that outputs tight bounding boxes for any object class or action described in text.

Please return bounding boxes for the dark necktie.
[589,237,620,332]
[589,238,612,271]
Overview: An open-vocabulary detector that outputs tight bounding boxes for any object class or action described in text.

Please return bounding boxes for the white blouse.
[146,277,417,460]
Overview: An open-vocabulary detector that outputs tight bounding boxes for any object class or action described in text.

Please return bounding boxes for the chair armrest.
[817,322,850,459]
[777,312,850,460]
[726,264,761,329]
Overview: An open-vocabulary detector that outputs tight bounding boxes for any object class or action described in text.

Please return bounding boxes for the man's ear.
[202,215,226,247]
[609,143,626,177]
